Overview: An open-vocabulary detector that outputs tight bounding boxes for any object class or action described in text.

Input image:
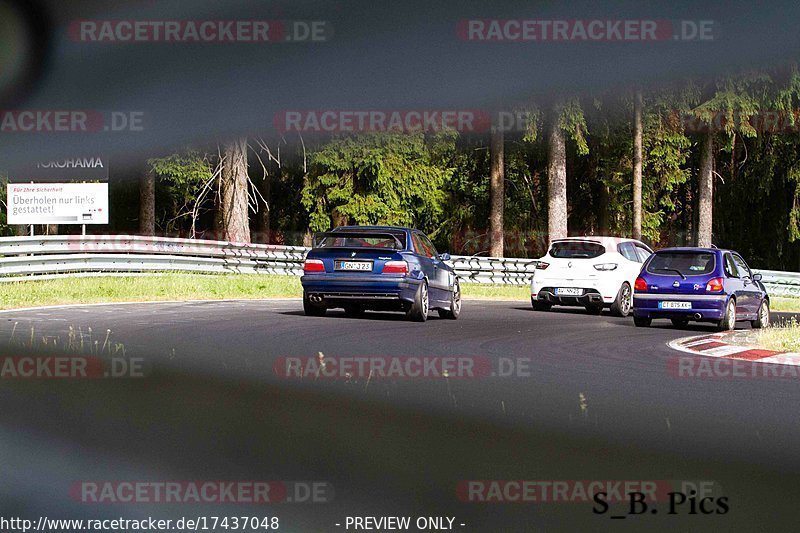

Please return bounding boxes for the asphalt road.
[1,299,800,531]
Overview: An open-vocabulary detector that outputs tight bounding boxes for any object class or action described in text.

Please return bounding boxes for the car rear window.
[316,233,404,249]
[646,252,716,276]
[549,241,605,259]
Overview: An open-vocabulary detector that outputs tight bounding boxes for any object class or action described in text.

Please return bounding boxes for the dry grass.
[754,317,800,352]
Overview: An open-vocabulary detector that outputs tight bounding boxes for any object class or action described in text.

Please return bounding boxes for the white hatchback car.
[530,237,653,316]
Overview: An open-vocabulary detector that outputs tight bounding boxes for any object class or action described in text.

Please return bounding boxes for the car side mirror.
[438,252,451,261]
[752,273,762,282]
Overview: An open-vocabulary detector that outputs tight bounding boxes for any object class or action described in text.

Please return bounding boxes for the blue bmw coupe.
[300,226,461,322]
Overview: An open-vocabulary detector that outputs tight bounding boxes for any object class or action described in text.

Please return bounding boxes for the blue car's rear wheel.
[438,279,461,320]
[751,299,770,329]
[406,281,429,322]
[718,298,737,331]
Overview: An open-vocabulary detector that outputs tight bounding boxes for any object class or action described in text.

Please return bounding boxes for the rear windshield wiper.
[655,268,686,280]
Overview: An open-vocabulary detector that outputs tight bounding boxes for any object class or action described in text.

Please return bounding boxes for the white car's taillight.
[593,263,618,271]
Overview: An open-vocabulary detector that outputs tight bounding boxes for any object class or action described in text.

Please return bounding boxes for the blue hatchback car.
[300,226,461,322]
[632,247,770,330]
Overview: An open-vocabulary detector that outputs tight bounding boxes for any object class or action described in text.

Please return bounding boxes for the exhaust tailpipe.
[310,294,324,303]
[694,313,702,320]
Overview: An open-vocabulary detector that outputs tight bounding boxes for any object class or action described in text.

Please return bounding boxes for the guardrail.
[1,235,799,297]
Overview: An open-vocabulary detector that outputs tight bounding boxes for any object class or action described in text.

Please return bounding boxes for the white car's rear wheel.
[610,282,632,317]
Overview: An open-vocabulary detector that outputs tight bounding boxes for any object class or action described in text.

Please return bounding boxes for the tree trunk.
[220,138,251,243]
[632,90,643,240]
[14,224,28,236]
[489,126,504,257]
[547,112,568,243]
[46,224,58,235]
[697,131,714,247]
[139,169,155,236]
[683,182,692,246]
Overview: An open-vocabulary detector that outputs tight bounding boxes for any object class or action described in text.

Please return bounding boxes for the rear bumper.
[301,274,421,307]
[531,277,621,304]
[535,287,605,307]
[632,293,727,321]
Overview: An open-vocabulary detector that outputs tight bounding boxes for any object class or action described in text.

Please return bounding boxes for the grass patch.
[3,274,798,311]
[0,274,302,310]
[769,297,800,312]
[754,318,800,352]
[459,283,529,300]
[0,274,535,310]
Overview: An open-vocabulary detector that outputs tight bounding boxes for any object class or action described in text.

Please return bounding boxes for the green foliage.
[44,63,800,269]
[641,85,696,241]
[782,161,800,243]
[558,98,589,156]
[148,150,214,234]
[301,133,454,234]
[519,106,542,144]
[693,72,770,138]
[149,151,211,178]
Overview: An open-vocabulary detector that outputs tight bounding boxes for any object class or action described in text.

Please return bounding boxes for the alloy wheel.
[620,284,632,315]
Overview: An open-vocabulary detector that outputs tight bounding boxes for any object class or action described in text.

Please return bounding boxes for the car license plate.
[659,301,691,309]
[555,287,582,296]
[335,260,372,271]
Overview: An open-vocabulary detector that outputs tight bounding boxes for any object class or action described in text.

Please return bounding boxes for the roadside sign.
[6,182,109,224]
[8,156,109,182]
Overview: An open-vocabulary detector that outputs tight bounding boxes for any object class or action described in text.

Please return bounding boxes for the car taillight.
[382,261,408,274]
[706,277,724,292]
[536,261,550,270]
[303,259,325,273]
[634,277,648,292]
